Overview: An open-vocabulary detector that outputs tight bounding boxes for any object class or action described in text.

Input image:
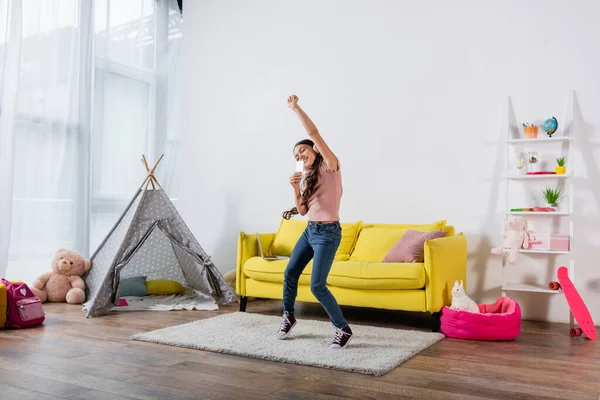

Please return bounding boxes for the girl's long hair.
[282,139,323,220]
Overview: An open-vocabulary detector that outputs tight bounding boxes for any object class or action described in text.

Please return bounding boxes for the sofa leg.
[239,296,248,312]
[431,311,441,332]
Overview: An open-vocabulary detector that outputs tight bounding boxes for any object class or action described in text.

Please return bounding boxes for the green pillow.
[119,276,148,297]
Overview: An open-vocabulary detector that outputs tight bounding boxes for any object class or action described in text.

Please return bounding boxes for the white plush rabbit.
[450,280,480,313]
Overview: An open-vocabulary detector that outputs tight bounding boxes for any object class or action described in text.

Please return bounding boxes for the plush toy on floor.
[31,249,92,304]
[223,269,255,302]
[490,216,531,264]
[223,269,236,291]
[449,280,480,313]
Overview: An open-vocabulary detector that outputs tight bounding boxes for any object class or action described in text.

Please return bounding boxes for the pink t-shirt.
[307,162,343,222]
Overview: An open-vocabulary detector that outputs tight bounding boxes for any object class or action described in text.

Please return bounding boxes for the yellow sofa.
[236,219,467,331]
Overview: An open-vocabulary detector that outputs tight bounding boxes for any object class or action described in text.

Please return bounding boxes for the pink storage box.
[528,233,570,251]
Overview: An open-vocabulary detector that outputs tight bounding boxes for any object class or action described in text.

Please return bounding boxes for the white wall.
[180,0,600,324]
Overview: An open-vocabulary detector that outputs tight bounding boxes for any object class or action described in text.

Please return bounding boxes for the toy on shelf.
[527,150,540,173]
[543,117,558,137]
[449,280,479,313]
[528,233,570,251]
[491,216,531,264]
[522,123,539,138]
[515,157,527,175]
[555,266,596,340]
[556,157,566,174]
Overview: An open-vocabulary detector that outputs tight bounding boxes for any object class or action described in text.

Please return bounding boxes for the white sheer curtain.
[1,0,181,284]
[0,0,22,279]
[1,0,88,284]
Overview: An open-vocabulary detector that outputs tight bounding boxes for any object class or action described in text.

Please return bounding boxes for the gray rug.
[131,311,444,376]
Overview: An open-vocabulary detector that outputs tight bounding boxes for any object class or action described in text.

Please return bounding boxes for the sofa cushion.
[146,279,186,295]
[350,220,446,262]
[327,261,425,290]
[119,276,148,297]
[269,219,307,257]
[244,257,314,285]
[363,220,446,231]
[383,229,448,263]
[243,258,424,290]
[335,221,363,260]
[268,218,362,261]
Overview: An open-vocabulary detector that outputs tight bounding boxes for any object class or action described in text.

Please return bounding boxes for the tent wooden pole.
[150,154,164,174]
[138,174,152,191]
[141,156,156,189]
[138,154,164,190]
[148,154,164,189]
[152,176,162,188]
[141,155,150,171]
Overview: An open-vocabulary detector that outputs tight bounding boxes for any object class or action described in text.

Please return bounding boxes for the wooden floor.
[0,299,599,400]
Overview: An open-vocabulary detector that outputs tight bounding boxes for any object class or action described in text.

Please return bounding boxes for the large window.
[4,0,181,285]
[90,0,181,251]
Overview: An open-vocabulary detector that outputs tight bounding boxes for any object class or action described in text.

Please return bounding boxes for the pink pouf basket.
[440,296,521,341]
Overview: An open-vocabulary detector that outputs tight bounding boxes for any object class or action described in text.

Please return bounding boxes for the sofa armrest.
[423,232,467,313]
[236,232,276,296]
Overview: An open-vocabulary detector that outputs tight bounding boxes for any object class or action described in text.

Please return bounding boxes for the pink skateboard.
[556,266,596,340]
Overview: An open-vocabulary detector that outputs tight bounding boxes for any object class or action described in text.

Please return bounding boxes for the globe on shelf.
[543,116,558,137]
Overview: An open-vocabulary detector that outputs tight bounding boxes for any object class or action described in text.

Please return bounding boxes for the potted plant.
[556,157,566,174]
[541,187,563,208]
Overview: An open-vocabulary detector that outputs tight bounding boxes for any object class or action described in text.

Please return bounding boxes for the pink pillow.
[382,229,448,263]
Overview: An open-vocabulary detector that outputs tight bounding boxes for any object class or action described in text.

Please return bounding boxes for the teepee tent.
[83,155,237,317]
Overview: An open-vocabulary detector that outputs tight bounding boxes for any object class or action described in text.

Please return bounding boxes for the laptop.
[256,233,289,260]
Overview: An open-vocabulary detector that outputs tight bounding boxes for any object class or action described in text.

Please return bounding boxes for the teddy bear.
[491,216,531,264]
[31,248,92,304]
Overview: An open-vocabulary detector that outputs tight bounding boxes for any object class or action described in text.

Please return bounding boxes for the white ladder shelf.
[499,91,575,329]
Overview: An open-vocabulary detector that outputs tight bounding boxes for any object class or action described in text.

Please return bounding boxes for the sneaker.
[330,325,353,348]
[277,311,297,339]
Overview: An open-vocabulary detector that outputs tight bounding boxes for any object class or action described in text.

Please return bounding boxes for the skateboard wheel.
[570,328,582,337]
[548,282,560,290]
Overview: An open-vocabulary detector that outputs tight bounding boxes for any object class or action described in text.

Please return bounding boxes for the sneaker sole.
[277,321,297,340]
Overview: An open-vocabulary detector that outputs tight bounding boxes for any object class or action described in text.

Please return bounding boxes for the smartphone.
[295,160,304,173]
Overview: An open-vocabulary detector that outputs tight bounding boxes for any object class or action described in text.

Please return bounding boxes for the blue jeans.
[282,221,348,329]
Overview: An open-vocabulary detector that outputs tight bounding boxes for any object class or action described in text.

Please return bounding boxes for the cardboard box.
[529,233,570,251]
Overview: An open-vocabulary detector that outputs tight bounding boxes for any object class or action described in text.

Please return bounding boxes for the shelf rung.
[507,174,570,180]
[503,249,570,255]
[502,282,562,294]
[506,211,570,216]
[506,137,572,144]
